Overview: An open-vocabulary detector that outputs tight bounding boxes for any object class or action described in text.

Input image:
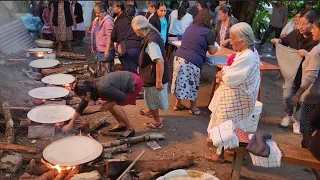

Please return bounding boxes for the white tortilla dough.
[29,59,59,68]
[41,74,75,85]
[27,48,53,52]
[43,136,103,166]
[28,87,69,99]
[27,105,75,123]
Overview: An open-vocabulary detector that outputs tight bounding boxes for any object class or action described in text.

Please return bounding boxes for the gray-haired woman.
[206,22,261,163]
[131,15,170,129]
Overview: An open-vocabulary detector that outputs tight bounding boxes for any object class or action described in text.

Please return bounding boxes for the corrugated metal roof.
[0,19,36,54]
[0,1,14,25]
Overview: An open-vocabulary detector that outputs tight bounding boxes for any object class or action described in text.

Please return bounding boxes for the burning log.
[102,133,166,148]
[41,65,87,76]
[2,102,15,144]
[64,166,80,180]
[35,169,58,180]
[26,159,49,175]
[0,142,38,154]
[56,52,86,60]
[53,170,71,180]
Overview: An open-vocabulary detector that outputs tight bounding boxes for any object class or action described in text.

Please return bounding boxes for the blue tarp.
[20,14,42,39]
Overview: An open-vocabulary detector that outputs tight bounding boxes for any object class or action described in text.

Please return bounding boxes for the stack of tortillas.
[27,104,75,124]
[28,87,69,99]
[43,136,103,166]
[41,73,75,85]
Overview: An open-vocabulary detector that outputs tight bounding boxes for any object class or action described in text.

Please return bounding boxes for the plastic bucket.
[246,101,263,133]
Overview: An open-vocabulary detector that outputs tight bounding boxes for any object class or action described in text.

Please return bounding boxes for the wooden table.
[166,39,280,103]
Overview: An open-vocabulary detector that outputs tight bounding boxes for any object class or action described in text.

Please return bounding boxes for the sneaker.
[293,121,302,135]
[280,115,292,127]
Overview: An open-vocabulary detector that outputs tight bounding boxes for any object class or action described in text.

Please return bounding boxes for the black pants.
[261,25,282,44]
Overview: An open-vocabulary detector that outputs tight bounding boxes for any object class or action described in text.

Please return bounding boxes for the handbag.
[116,27,131,56]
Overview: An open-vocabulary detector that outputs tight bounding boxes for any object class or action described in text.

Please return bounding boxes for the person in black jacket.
[112,4,142,74]
[71,0,85,45]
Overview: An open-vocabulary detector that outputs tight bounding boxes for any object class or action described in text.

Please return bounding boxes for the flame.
[64,84,71,90]
[36,52,44,57]
[41,158,75,173]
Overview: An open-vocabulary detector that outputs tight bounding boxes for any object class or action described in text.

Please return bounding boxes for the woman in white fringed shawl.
[205,22,261,163]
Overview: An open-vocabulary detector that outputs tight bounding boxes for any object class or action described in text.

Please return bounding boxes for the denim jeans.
[283,81,299,116]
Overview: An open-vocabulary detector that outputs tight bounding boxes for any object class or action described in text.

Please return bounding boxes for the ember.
[41,158,75,173]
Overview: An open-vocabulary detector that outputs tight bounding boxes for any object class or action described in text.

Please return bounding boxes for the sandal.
[189,108,201,115]
[204,153,226,163]
[108,125,127,132]
[173,104,189,111]
[144,121,163,129]
[139,109,153,118]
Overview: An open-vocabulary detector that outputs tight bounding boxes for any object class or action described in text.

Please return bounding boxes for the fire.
[41,158,75,173]
[64,84,71,90]
[36,52,44,57]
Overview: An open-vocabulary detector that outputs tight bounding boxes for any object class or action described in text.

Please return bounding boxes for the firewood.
[41,65,84,76]
[0,142,38,154]
[82,105,102,114]
[35,169,58,180]
[105,159,132,178]
[9,107,32,111]
[56,52,86,60]
[103,144,129,155]
[64,166,80,180]
[135,156,194,173]
[53,170,70,180]
[2,102,14,144]
[26,159,49,175]
[102,133,166,148]
[116,151,145,180]
[138,171,161,180]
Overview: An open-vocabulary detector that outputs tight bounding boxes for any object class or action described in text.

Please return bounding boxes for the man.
[305,1,314,12]
[260,0,288,46]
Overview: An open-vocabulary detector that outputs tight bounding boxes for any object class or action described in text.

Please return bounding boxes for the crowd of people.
[28,0,320,177]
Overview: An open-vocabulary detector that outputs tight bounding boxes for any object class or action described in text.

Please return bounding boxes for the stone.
[18,173,33,180]
[71,170,102,180]
[28,125,55,139]
[0,154,22,173]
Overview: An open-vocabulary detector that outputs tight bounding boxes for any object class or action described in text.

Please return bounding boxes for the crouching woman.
[62,71,143,139]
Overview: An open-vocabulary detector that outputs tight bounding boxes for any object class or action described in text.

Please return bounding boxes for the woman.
[214,6,238,49]
[272,10,319,134]
[206,22,261,162]
[50,0,77,52]
[131,15,170,129]
[145,1,158,21]
[42,1,53,40]
[71,0,86,44]
[280,11,301,38]
[171,10,218,115]
[292,17,320,142]
[213,1,227,25]
[112,4,142,74]
[113,2,125,21]
[62,71,143,139]
[126,0,139,16]
[91,4,115,76]
[157,3,168,43]
[168,0,193,37]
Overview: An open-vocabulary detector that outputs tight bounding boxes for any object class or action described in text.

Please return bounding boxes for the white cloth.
[168,10,193,35]
[280,21,295,37]
[72,22,86,31]
[208,120,239,155]
[248,134,282,168]
[145,42,163,61]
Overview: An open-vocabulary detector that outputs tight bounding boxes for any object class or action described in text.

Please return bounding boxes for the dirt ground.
[0,37,316,180]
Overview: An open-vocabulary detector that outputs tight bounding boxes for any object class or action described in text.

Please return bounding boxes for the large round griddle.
[41,74,75,85]
[28,87,69,99]
[27,48,53,52]
[29,59,59,69]
[27,104,75,124]
[43,136,103,166]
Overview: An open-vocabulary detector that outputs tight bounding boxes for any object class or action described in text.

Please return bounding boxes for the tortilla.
[27,48,53,52]
[27,104,75,124]
[28,87,69,99]
[29,59,59,69]
[43,136,103,166]
[41,74,75,85]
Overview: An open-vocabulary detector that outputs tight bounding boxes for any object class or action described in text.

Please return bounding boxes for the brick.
[28,125,55,139]
[0,154,22,173]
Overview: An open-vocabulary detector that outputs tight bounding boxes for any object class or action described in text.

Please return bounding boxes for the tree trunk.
[230,1,259,25]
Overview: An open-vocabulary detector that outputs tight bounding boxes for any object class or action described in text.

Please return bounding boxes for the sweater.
[111,12,142,49]
[91,15,114,53]
[73,2,84,24]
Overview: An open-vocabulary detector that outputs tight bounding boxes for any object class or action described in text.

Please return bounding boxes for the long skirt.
[144,83,169,111]
[171,56,200,101]
[119,48,140,74]
[300,102,317,136]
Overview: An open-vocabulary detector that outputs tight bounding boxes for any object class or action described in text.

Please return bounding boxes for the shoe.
[118,129,135,139]
[293,121,301,135]
[108,126,127,132]
[280,115,292,127]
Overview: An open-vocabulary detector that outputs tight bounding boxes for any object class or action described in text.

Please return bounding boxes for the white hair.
[229,22,255,47]
[131,15,160,34]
